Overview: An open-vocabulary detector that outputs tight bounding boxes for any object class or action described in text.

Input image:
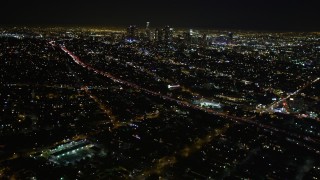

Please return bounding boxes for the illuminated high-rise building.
[189,29,200,44]
[154,28,159,41]
[145,22,151,41]
[146,22,150,29]
[126,25,138,40]
[164,25,173,43]
[155,28,163,42]
[201,33,208,46]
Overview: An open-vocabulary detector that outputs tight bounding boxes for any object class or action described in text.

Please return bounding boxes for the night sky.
[1,0,319,31]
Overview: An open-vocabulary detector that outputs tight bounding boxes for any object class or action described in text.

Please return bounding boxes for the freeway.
[51,41,320,154]
[51,41,249,122]
[260,77,320,113]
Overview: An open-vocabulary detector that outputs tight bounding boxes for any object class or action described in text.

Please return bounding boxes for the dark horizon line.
[1,23,319,33]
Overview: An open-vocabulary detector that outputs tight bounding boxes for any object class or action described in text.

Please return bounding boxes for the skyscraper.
[164,25,173,43]
[145,22,151,41]
[155,28,163,42]
[126,25,138,40]
[146,22,150,29]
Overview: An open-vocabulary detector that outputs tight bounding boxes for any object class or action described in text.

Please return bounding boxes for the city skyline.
[0,1,320,179]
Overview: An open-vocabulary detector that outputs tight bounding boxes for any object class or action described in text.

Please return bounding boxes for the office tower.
[126,25,138,40]
[164,25,173,43]
[146,22,150,29]
[146,22,151,41]
[155,28,163,42]
[154,28,159,42]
